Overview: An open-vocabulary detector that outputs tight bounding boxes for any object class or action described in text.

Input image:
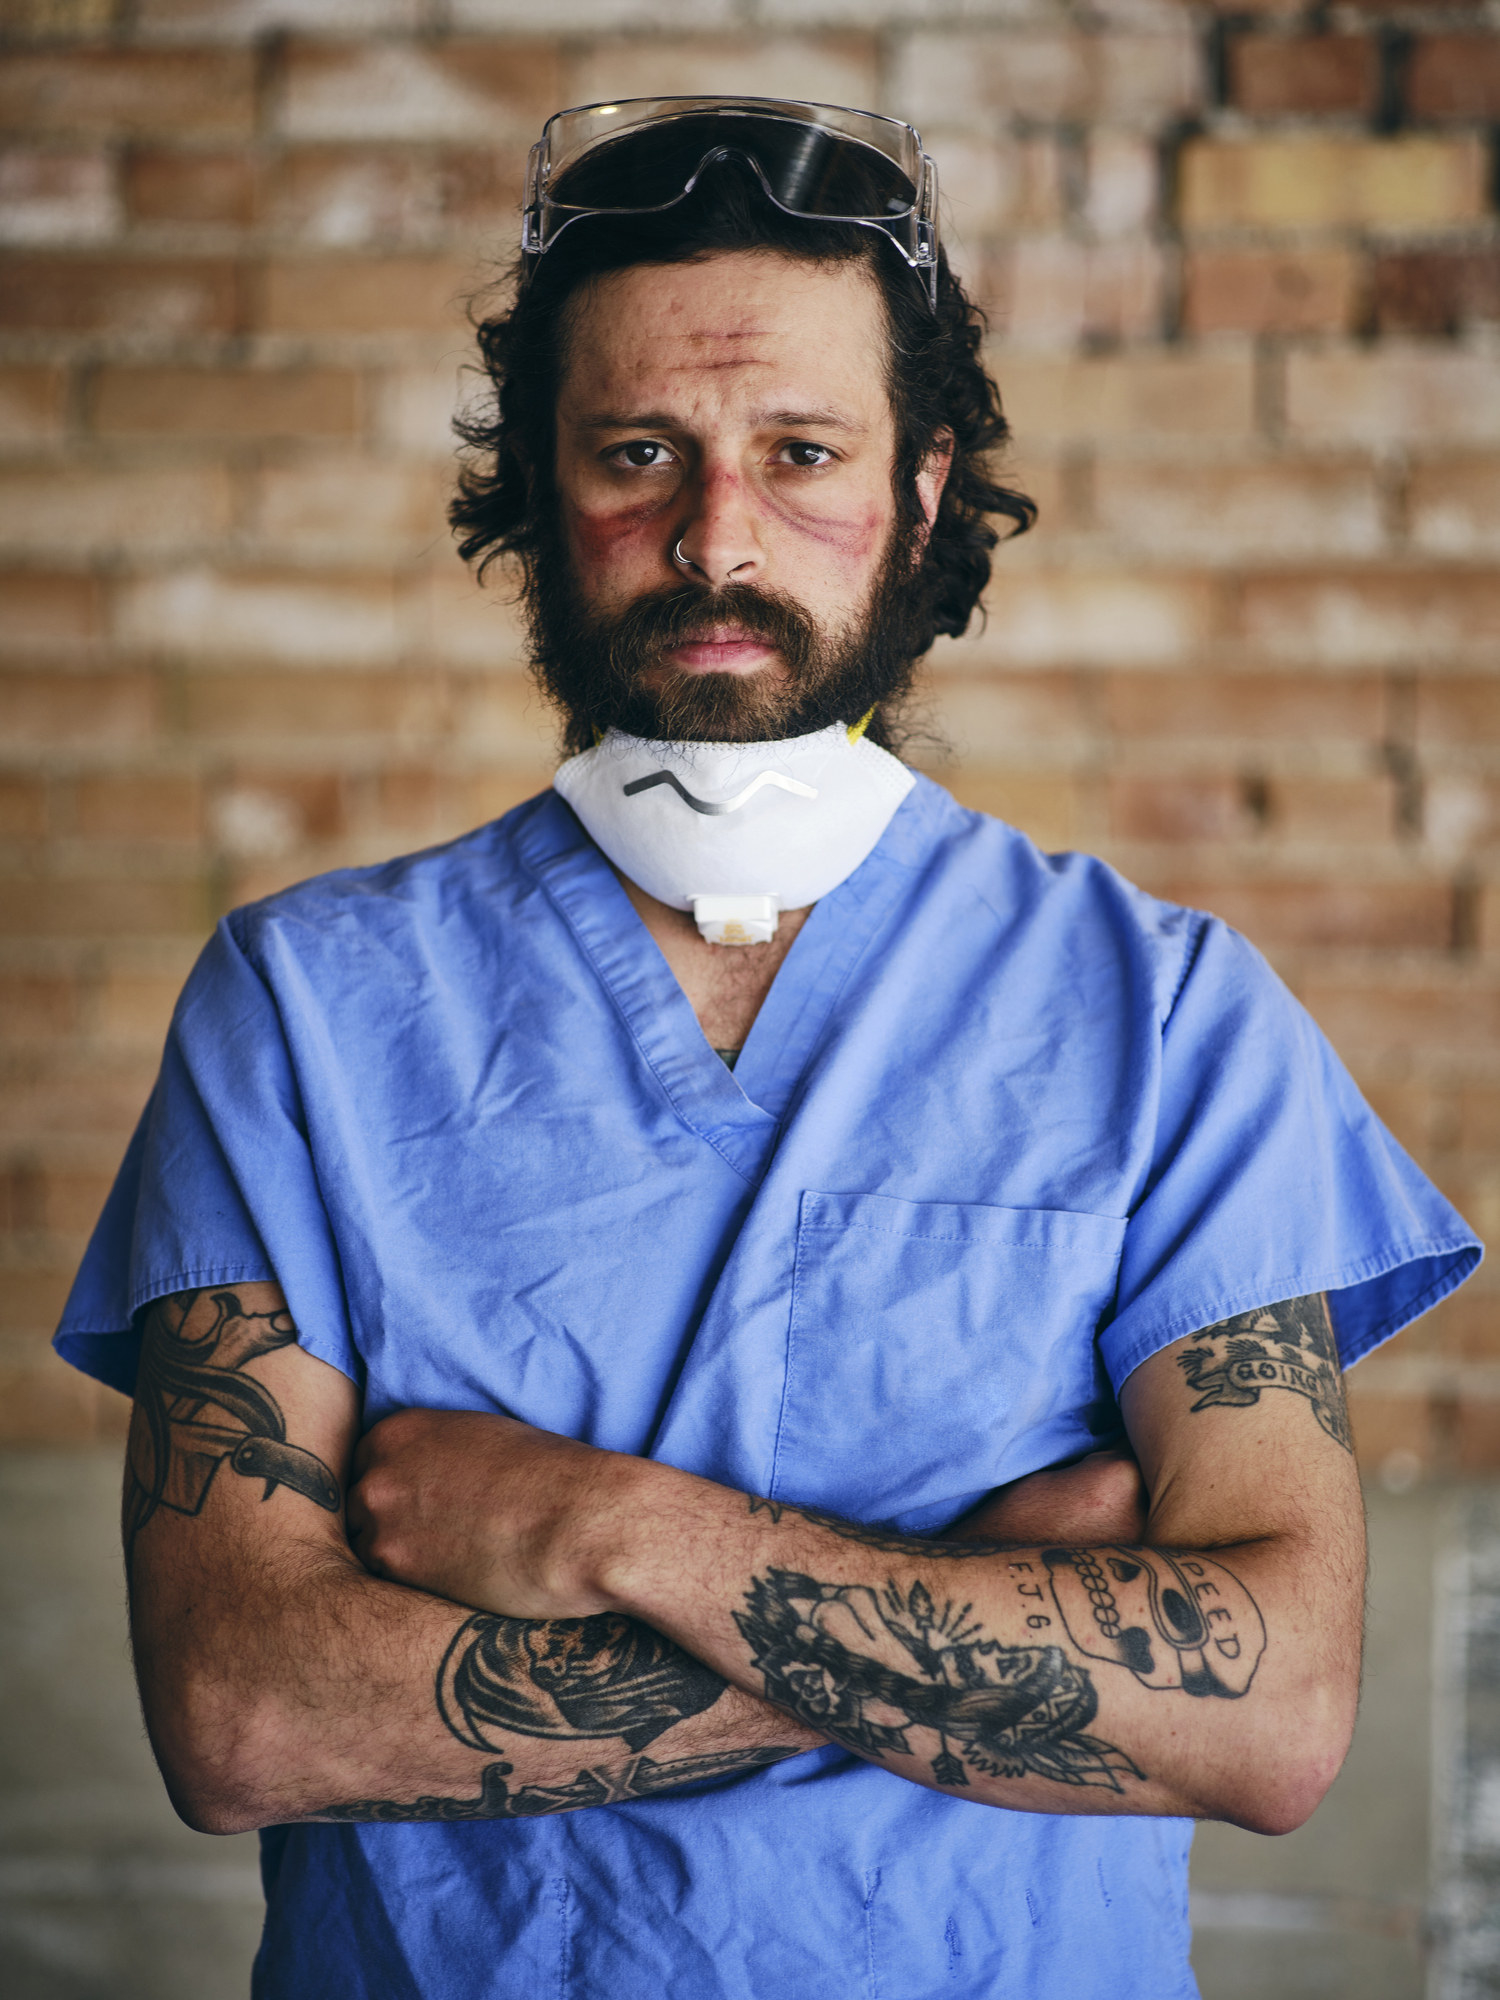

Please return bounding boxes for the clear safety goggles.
[521,97,940,307]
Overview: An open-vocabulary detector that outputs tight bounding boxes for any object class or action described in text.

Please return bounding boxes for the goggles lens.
[522,97,939,304]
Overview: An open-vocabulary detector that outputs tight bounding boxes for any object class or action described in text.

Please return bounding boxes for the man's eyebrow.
[571,406,868,434]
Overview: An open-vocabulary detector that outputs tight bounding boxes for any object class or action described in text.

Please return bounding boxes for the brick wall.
[1,0,1495,1472]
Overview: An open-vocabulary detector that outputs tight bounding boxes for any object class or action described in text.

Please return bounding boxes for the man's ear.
[913,430,955,547]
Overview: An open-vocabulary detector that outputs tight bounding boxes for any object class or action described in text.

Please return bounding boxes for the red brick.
[0,1161,113,1238]
[1456,1083,1500,1156]
[179,670,442,741]
[0,775,47,837]
[1181,246,1358,337]
[1352,1078,1437,1158]
[1408,35,1500,120]
[1300,976,1500,1059]
[0,50,256,140]
[0,874,209,938]
[959,573,1217,669]
[1227,33,1378,116]
[115,568,401,664]
[1268,776,1397,845]
[0,366,67,447]
[0,671,157,747]
[0,464,234,555]
[1154,878,1452,950]
[1239,571,1500,666]
[1409,457,1500,558]
[264,145,516,246]
[93,365,360,438]
[1457,1400,1500,1474]
[575,36,882,119]
[1345,1388,1438,1473]
[211,771,346,850]
[891,28,1198,124]
[1417,676,1500,746]
[1372,249,1500,336]
[1287,347,1500,445]
[0,1356,125,1445]
[123,148,258,228]
[260,256,473,336]
[0,255,243,336]
[250,457,444,559]
[278,38,562,144]
[1091,458,1383,561]
[0,1056,160,1144]
[1108,775,1258,843]
[68,772,202,842]
[1385,1290,1494,1361]
[993,237,1164,348]
[0,571,104,649]
[1105,673,1384,745]
[933,770,1085,851]
[0,148,118,247]
[927,674,1089,755]
[1178,134,1487,230]
[0,972,81,1040]
[997,351,1255,443]
[94,967,185,1045]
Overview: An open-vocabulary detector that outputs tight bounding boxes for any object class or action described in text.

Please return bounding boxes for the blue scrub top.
[57,777,1479,2000]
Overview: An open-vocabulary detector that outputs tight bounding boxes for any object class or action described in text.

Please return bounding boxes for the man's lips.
[662,628,779,677]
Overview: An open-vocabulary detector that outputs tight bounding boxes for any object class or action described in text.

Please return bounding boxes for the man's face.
[538,250,942,742]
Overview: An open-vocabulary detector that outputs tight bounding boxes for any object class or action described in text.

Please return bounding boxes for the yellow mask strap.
[847,709,875,745]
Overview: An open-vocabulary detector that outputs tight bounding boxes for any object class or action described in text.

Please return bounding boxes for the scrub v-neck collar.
[515,785,935,1187]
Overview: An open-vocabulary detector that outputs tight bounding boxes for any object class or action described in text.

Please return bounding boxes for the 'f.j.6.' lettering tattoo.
[125,1288,340,1570]
[1178,1293,1352,1452]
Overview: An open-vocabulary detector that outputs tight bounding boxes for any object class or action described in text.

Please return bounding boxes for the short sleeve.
[52,916,361,1397]
[1099,918,1482,1391]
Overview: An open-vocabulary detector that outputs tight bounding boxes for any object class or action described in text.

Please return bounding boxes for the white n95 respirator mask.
[553,722,915,945]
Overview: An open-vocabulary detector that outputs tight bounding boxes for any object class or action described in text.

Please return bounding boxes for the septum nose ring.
[673,538,694,573]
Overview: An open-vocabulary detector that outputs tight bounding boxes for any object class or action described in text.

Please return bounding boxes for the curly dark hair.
[449,137,1034,717]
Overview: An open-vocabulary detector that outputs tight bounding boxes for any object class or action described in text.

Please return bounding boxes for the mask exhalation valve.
[692,894,778,947]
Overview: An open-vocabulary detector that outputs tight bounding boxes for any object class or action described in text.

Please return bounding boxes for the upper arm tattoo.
[125,1287,341,1571]
[1176,1292,1352,1452]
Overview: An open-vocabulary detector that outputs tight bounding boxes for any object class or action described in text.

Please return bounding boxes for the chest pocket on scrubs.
[770,1190,1128,1523]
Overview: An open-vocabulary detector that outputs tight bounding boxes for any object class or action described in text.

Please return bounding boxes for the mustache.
[587,582,821,686]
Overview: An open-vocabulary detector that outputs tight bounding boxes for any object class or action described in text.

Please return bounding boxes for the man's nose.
[672,465,763,587]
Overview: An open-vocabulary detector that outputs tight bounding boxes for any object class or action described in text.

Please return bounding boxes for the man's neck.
[614,871,814,1055]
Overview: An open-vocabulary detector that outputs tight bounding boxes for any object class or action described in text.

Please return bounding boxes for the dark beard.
[523,509,930,754]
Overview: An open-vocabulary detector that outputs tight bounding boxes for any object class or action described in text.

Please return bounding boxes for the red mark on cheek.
[564,499,671,583]
[761,491,886,566]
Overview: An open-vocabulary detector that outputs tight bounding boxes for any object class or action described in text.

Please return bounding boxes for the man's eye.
[611,441,674,468]
[781,442,835,468]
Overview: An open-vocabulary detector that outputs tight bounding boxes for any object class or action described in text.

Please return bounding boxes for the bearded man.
[56,99,1478,1999]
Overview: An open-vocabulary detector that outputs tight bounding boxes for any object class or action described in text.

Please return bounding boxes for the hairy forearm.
[587,1474,1358,1834]
[133,1536,818,1832]
[124,1284,816,1835]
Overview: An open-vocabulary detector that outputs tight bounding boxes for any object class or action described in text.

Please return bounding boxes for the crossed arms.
[125,1284,1363,1835]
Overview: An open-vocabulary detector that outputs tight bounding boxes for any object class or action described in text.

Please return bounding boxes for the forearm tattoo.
[322,1609,797,1822]
[735,1500,1266,1797]
[1178,1293,1352,1452]
[125,1288,340,1571]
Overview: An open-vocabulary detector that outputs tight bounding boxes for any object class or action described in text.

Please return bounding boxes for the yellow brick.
[995,349,1255,443]
[1179,135,1489,231]
[0,463,233,555]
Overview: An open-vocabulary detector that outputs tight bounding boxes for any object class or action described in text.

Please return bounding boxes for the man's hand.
[347,1409,631,1620]
[947,1446,1148,1548]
